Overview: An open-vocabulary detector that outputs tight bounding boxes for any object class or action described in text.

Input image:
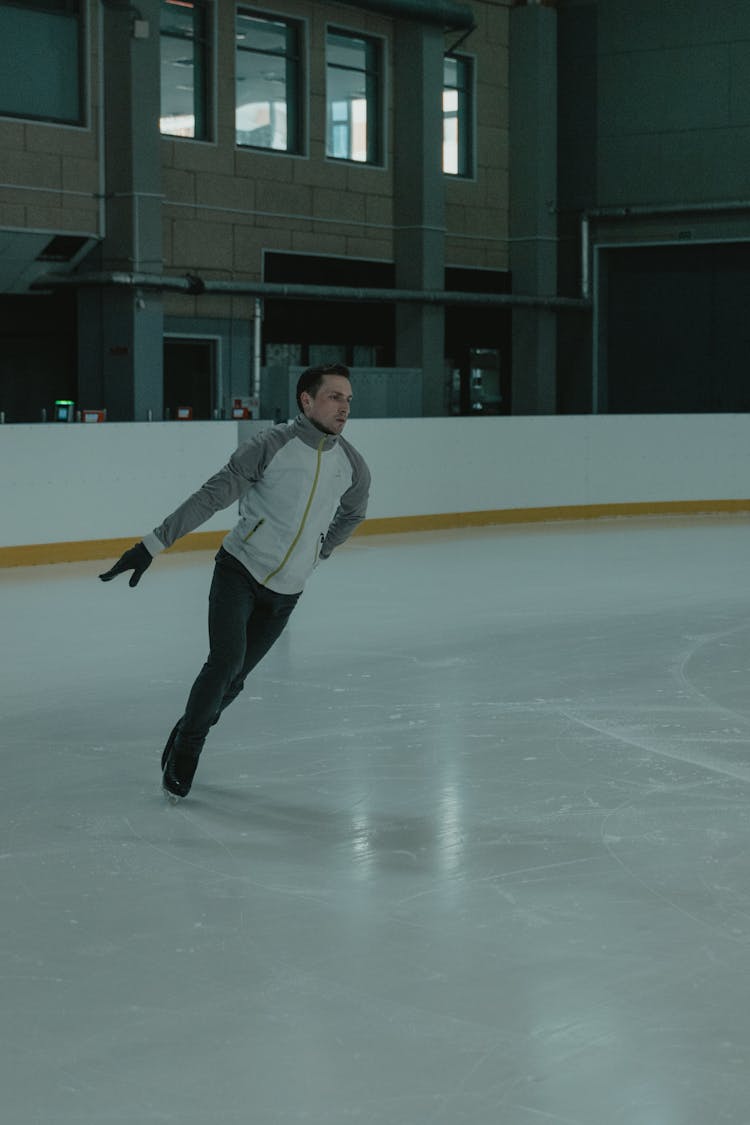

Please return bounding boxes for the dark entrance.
[604,242,750,413]
[163,336,216,420]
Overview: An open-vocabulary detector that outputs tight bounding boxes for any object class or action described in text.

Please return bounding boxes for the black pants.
[174,548,300,758]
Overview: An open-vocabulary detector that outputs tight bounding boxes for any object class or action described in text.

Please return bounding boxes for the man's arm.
[142,453,258,557]
[99,433,273,585]
[320,443,371,559]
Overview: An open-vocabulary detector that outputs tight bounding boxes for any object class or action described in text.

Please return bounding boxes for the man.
[100,363,370,801]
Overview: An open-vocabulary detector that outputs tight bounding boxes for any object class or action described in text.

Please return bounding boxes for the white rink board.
[2,414,750,548]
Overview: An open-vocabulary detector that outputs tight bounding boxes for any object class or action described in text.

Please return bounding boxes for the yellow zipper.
[263,437,325,584]
[242,517,265,542]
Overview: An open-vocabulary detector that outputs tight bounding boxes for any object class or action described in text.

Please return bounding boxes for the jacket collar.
[293,413,340,451]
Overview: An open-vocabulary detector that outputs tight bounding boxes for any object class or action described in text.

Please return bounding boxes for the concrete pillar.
[393,21,446,416]
[77,286,163,421]
[79,0,163,420]
[509,2,558,414]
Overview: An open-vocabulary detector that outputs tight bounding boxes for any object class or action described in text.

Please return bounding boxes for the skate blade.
[162,785,183,805]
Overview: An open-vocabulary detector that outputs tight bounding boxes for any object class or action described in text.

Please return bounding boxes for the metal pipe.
[580,198,750,299]
[581,214,590,300]
[336,0,475,31]
[253,298,262,401]
[585,199,750,220]
[96,2,107,240]
[33,271,590,311]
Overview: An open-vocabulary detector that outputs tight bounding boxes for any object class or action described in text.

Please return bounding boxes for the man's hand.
[99,542,153,588]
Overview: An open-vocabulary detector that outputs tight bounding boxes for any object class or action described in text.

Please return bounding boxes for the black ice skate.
[162,740,201,801]
[161,719,182,771]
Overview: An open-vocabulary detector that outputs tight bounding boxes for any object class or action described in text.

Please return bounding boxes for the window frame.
[234,5,306,156]
[0,0,86,127]
[325,24,385,168]
[442,51,475,179]
[159,0,213,143]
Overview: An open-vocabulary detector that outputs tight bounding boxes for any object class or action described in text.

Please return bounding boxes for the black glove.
[99,542,153,588]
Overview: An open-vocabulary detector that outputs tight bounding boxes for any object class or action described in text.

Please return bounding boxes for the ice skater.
[100,363,370,800]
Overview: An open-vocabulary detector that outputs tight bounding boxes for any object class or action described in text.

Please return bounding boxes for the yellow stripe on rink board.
[2,499,750,568]
[355,499,750,537]
[0,531,225,569]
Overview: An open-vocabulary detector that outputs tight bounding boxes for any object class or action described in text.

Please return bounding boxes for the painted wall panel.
[598,0,748,54]
[599,46,730,136]
[729,41,750,125]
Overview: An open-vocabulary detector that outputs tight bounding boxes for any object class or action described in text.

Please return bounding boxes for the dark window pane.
[327,33,368,71]
[0,1,82,124]
[443,55,473,176]
[237,13,289,55]
[326,29,381,164]
[235,11,301,152]
[160,0,210,140]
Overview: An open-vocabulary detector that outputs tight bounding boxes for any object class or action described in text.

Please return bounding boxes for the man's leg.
[163,552,256,796]
[214,584,300,720]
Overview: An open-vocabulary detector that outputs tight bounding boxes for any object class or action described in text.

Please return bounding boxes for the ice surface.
[3,517,750,1123]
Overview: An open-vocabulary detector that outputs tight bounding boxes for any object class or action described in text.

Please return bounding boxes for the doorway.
[163,336,219,420]
[601,242,750,413]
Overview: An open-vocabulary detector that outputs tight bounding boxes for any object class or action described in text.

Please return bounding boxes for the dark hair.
[295,363,350,410]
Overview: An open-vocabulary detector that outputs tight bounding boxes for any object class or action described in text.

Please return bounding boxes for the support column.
[509,1,558,414]
[393,21,446,416]
[79,0,163,420]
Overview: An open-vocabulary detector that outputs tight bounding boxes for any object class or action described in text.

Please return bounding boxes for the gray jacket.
[142,415,370,594]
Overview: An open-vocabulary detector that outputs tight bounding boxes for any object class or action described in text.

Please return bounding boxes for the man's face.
[301,374,352,435]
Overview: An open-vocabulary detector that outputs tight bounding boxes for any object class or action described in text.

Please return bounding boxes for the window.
[443,54,473,177]
[235,9,303,153]
[326,29,382,165]
[160,0,210,140]
[0,0,83,125]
